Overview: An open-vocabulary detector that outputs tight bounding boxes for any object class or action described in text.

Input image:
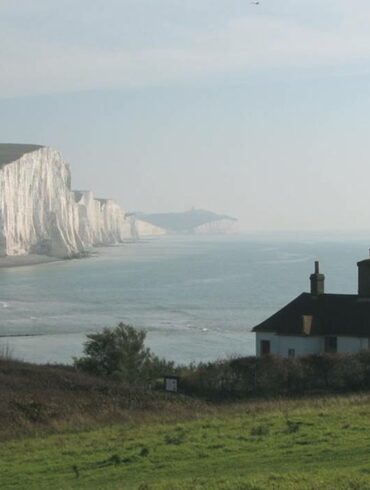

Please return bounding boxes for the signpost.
[164,376,179,393]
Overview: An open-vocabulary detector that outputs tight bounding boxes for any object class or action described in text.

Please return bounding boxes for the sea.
[1,233,370,365]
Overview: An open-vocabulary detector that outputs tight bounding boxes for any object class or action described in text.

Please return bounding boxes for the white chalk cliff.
[73,191,131,248]
[137,209,238,235]
[120,214,166,240]
[194,219,239,235]
[0,144,132,258]
[132,218,166,238]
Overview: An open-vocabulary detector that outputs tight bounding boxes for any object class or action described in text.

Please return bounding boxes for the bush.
[180,361,238,400]
[74,323,175,384]
[356,350,370,388]
[180,350,370,400]
[230,357,258,394]
[250,424,269,436]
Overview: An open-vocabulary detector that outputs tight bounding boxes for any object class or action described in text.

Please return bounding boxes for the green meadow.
[3,395,370,489]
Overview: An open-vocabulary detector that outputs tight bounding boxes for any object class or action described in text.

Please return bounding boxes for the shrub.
[250,425,269,436]
[255,355,287,395]
[230,357,258,394]
[284,357,312,394]
[181,350,370,400]
[305,354,333,389]
[329,354,365,390]
[180,360,238,400]
[356,350,370,388]
[139,447,150,457]
[107,454,121,466]
[0,344,14,361]
[164,428,186,445]
[285,420,300,433]
[74,323,175,383]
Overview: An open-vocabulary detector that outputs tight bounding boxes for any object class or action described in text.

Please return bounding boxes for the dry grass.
[2,357,370,442]
[0,358,207,440]
[0,343,14,361]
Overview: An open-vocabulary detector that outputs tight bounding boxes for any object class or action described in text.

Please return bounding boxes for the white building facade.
[253,259,370,358]
[255,332,370,358]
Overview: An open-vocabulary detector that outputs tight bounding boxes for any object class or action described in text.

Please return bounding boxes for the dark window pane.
[261,340,270,355]
[325,336,337,353]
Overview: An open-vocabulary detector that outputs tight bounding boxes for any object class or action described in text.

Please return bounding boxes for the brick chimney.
[310,261,325,296]
[357,251,370,297]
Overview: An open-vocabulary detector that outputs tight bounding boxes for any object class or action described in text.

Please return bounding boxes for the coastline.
[0,254,61,268]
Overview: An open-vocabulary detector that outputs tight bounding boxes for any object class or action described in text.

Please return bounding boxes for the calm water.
[1,233,370,364]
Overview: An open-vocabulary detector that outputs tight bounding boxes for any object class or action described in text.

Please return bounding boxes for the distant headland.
[135,209,238,235]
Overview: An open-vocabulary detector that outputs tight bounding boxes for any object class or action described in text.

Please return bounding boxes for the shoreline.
[0,254,62,269]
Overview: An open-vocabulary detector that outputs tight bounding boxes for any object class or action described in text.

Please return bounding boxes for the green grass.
[3,395,370,489]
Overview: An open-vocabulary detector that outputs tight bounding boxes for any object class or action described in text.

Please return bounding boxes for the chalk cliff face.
[122,214,166,240]
[0,144,132,258]
[137,209,238,235]
[132,218,166,238]
[73,192,131,248]
[194,219,239,235]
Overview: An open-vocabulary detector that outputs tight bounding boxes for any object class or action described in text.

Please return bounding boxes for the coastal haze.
[1,2,370,364]
[1,1,370,232]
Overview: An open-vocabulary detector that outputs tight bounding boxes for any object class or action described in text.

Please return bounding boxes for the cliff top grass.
[3,358,370,488]
[0,358,206,441]
[2,390,370,489]
[0,143,44,167]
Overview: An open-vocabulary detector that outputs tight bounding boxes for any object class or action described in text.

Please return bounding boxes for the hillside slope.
[1,368,370,490]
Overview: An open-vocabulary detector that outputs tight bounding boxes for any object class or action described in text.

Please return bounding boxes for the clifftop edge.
[0,143,44,167]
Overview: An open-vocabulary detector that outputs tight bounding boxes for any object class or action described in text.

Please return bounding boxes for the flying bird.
[251,1,260,4]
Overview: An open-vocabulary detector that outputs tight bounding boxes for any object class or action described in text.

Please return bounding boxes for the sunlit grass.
[3,394,370,489]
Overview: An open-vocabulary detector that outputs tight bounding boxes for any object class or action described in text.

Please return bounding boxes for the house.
[253,257,370,358]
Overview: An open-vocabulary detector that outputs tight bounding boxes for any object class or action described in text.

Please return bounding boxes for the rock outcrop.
[0,144,132,258]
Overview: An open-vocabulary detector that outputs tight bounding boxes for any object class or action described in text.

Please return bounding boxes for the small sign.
[164,376,179,393]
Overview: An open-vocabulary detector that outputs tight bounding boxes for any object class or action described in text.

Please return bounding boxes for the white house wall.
[256,332,322,357]
[256,332,370,357]
[337,336,369,353]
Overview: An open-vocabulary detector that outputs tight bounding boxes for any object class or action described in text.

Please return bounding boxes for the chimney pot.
[310,261,325,296]
[357,254,370,296]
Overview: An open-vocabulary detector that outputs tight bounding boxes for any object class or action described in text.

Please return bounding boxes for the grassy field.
[3,394,370,489]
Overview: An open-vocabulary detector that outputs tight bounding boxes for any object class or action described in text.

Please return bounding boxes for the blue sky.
[1,0,370,231]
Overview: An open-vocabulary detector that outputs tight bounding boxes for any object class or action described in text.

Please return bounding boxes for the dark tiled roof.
[0,144,44,168]
[252,293,370,337]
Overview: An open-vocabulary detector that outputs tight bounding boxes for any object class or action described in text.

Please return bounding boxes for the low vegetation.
[180,350,370,400]
[4,325,370,488]
[3,393,370,489]
[74,323,175,383]
[0,357,202,441]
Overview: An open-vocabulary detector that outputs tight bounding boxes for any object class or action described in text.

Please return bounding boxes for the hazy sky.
[1,0,370,231]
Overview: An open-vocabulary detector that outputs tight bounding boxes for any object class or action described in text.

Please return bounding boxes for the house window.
[261,340,271,356]
[325,336,337,353]
[288,349,295,358]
